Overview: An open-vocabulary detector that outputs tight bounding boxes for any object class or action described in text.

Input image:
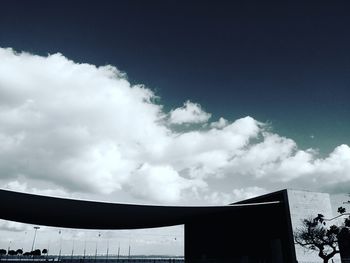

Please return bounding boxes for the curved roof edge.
[0,189,281,229]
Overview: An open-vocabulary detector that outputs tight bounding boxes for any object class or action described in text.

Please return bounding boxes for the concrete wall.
[287,189,342,263]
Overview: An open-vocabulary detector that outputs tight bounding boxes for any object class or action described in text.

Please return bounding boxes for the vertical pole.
[128,244,130,260]
[47,240,50,261]
[6,241,11,262]
[105,240,109,263]
[95,233,100,263]
[70,240,74,263]
[31,227,40,252]
[94,242,97,263]
[58,230,62,262]
[83,240,86,263]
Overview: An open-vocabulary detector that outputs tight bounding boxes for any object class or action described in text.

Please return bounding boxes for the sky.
[0,0,350,256]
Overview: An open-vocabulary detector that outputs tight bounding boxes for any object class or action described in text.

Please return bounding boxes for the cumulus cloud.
[169,100,211,124]
[210,117,228,129]
[203,187,267,205]
[0,220,28,232]
[4,180,69,198]
[128,163,205,203]
[0,48,173,201]
[231,186,267,201]
[0,47,350,207]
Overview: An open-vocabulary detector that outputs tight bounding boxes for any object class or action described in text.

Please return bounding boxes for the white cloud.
[314,144,350,183]
[0,220,28,232]
[128,163,205,203]
[0,47,175,200]
[227,132,297,178]
[2,47,350,257]
[231,186,267,201]
[203,191,234,205]
[0,47,350,209]
[169,100,211,124]
[210,117,228,129]
[203,186,267,205]
[4,180,69,198]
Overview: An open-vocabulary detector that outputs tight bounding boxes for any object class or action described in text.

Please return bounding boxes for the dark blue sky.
[1,0,349,154]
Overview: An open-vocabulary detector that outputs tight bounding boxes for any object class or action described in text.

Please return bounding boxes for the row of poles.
[7,226,132,261]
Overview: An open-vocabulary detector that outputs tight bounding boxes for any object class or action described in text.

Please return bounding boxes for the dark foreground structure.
[0,189,345,263]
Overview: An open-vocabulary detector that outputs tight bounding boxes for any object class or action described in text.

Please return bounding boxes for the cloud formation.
[0,47,350,207]
[169,100,211,124]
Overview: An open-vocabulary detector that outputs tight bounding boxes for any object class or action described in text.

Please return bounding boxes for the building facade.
[0,188,347,263]
[185,189,342,263]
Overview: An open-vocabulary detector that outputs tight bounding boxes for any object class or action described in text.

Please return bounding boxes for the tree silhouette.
[31,249,41,256]
[16,249,23,256]
[0,249,6,256]
[295,214,339,263]
[7,250,17,256]
[294,200,350,263]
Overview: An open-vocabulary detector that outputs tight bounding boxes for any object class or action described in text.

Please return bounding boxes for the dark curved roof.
[0,189,281,229]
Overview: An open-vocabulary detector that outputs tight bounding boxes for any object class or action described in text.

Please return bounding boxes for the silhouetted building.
[185,189,342,263]
[0,188,344,263]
